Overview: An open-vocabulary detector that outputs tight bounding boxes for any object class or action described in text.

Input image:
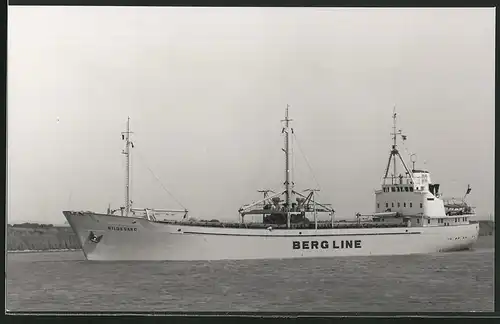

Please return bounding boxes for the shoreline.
[7,248,82,253]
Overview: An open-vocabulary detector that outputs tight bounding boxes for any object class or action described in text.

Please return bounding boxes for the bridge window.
[397,202,400,207]
[392,202,394,207]
[405,187,409,192]
[404,202,406,207]
[410,203,413,208]
[417,218,420,224]
[377,203,380,208]
[427,219,430,224]
[386,203,388,208]
[410,187,414,192]
[391,187,396,192]
[420,203,423,208]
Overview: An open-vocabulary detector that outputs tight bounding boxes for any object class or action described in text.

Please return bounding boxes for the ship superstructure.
[62,108,479,261]
[369,109,476,228]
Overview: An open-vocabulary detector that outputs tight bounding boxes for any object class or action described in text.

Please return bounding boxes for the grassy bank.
[7,223,81,251]
[6,220,494,252]
[477,220,495,236]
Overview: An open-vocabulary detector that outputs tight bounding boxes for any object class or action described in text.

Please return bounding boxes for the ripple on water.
[6,238,494,312]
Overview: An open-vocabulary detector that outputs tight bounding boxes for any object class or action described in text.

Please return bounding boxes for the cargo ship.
[63,107,479,261]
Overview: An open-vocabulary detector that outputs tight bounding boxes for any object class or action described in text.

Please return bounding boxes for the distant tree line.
[8,223,54,228]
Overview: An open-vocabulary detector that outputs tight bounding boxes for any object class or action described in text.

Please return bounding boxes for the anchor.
[88,231,103,244]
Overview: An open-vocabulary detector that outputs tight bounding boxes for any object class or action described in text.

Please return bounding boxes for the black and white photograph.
[6,6,494,313]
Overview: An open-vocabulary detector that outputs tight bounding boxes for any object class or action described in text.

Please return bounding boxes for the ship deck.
[154,220,408,230]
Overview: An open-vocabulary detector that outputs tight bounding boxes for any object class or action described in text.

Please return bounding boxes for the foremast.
[121,117,134,216]
[107,117,189,219]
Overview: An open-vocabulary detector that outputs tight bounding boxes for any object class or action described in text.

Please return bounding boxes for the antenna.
[410,154,417,172]
[121,117,134,216]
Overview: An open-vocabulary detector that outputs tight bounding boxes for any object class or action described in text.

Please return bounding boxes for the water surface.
[6,236,494,312]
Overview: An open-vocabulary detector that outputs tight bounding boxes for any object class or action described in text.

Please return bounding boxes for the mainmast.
[237,105,335,227]
[282,105,294,223]
[121,117,134,216]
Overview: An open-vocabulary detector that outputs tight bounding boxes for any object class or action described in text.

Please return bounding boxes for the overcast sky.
[7,7,495,224]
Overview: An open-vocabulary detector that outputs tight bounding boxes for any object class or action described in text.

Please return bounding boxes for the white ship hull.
[63,211,480,261]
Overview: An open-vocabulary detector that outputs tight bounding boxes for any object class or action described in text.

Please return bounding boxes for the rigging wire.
[239,131,283,211]
[400,138,414,168]
[291,131,335,211]
[131,142,188,211]
[292,132,322,192]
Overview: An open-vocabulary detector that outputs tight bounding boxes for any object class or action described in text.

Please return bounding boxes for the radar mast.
[382,107,413,185]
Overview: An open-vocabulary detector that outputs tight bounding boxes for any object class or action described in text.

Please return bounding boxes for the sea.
[6,236,494,313]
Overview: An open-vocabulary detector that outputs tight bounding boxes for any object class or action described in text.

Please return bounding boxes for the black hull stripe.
[181,231,422,237]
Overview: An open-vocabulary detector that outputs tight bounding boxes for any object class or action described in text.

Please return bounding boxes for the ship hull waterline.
[63,211,480,261]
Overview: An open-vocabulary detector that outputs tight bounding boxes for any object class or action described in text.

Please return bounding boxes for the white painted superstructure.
[63,108,479,261]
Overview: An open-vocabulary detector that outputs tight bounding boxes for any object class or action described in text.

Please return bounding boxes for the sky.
[7,7,495,224]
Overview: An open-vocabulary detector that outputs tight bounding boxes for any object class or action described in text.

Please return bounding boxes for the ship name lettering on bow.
[108,226,137,232]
